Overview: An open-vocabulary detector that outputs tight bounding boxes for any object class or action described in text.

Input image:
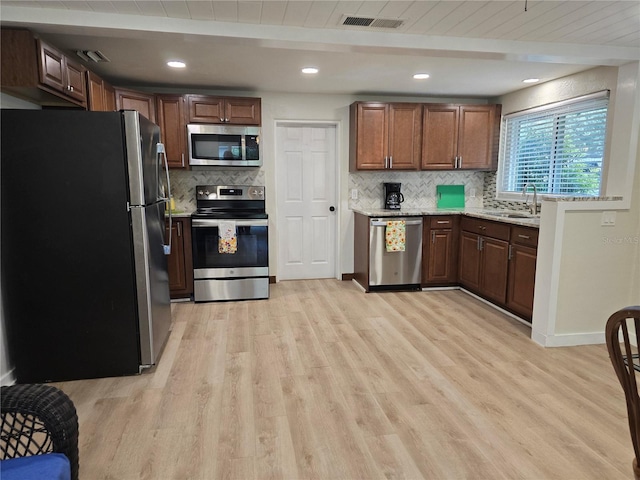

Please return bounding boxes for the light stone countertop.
[351,207,541,228]
[166,211,194,218]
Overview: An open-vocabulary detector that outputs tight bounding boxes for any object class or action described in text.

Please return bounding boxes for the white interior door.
[276,124,337,280]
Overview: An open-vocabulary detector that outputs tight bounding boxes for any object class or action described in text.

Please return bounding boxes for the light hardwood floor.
[54,279,631,479]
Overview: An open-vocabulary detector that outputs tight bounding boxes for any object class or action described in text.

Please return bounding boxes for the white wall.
[504,64,640,346]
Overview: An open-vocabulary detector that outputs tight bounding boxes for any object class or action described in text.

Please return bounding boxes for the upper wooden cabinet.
[37,39,87,106]
[156,94,187,169]
[1,29,87,108]
[86,71,116,112]
[422,104,500,171]
[115,88,156,123]
[349,102,422,171]
[186,95,261,125]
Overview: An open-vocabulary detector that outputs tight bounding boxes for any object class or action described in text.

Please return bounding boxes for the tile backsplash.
[169,168,265,211]
[349,170,486,210]
[170,168,532,213]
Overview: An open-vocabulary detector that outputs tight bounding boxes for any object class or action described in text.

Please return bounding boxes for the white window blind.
[499,91,609,197]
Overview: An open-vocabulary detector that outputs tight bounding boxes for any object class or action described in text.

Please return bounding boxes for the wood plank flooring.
[53,279,632,479]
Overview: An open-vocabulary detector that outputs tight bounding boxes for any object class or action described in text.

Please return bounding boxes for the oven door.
[191,218,269,302]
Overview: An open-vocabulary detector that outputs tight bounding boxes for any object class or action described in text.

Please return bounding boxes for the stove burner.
[192,184,267,220]
[192,209,268,220]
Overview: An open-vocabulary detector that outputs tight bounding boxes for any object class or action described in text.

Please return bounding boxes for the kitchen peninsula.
[353,207,540,322]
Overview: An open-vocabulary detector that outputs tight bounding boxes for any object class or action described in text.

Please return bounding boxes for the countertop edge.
[351,208,540,228]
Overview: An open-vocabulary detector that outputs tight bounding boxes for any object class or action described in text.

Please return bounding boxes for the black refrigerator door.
[1,109,141,382]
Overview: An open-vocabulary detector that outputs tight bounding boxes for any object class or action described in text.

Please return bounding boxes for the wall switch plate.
[351,189,358,200]
[601,211,616,226]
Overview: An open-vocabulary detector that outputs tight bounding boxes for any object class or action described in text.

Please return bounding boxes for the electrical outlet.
[601,211,616,226]
[351,189,358,200]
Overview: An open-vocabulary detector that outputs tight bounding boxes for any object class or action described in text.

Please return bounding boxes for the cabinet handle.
[508,244,513,260]
[384,156,388,168]
[459,156,462,168]
[181,153,184,166]
[454,156,458,168]
[432,231,436,244]
[479,237,484,251]
[389,156,393,168]
[476,236,480,251]
[436,220,449,224]
[177,221,182,237]
[518,234,531,240]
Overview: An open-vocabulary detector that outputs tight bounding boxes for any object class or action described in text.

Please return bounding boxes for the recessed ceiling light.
[302,67,319,74]
[413,73,430,80]
[523,78,539,83]
[167,61,186,68]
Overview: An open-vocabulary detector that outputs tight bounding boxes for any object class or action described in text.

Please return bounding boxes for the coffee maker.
[383,182,404,209]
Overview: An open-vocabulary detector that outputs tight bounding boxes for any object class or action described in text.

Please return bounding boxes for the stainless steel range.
[191,185,269,302]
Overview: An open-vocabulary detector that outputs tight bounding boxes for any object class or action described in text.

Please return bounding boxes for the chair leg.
[633,457,640,480]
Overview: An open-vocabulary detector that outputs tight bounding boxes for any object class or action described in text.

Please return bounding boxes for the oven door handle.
[192,218,268,228]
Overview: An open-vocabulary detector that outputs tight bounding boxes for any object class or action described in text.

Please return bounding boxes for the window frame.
[496,90,610,202]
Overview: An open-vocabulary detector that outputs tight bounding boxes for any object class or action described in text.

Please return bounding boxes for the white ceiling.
[1,1,639,98]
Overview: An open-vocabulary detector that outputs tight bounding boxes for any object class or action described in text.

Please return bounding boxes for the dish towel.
[385,220,406,252]
[218,220,237,254]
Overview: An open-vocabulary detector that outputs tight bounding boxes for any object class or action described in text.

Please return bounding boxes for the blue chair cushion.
[0,453,71,480]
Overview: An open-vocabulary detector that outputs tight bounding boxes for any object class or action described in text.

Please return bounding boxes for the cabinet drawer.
[429,216,454,228]
[461,216,510,241]
[511,226,538,248]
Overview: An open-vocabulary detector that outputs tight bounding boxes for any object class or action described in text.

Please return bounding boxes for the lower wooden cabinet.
[458,217,510,304]
[506,226,539,321]
[422,216,459,286]
[165,217,193,299]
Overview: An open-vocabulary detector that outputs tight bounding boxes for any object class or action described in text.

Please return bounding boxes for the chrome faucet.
[522,183,539,215]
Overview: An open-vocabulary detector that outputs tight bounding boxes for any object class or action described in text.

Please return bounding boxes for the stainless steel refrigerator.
[1,109,172,383]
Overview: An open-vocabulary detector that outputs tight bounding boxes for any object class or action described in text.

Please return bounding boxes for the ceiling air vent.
[76,50,110,63]
[341,15,404,29]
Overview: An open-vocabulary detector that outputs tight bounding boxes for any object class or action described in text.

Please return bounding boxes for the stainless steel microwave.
[187,124,261,167]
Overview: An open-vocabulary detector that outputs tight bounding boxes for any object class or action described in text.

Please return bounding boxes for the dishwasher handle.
[370,219,423,227]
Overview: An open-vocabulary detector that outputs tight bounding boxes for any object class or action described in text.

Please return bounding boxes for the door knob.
[329,206,335,212]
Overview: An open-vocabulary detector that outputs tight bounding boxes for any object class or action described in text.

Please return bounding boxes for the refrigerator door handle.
[158,143,172,255]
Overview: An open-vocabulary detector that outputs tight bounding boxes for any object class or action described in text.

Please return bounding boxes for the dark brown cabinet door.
[187,95,225,123]
[351,102,388,170]
[87,71,116,112]
[38,39,65,93]
[479,236,509,304]
[422,104,498,171]
[156,94,187,169]
[507,244,537,321]
[422,105,458,169]
[115,88,156,123]
[166,218,193,298]
[423,216,459,285]
[459,231,482,291]
[225,97,261,125]
[103,81,116,111]
[64,57,87,103]
[388,103,421,170]
[349,102,421,171]
[37,39,87,106]
[86,71,106,111]
[187,95,261,124]
[457,105,497,170]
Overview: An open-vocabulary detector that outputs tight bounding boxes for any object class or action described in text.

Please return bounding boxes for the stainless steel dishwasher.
[369,217,423,290]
